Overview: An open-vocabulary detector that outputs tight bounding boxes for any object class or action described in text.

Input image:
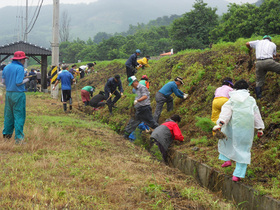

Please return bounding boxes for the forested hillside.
[0,0,228,47]
[58,0,280,63]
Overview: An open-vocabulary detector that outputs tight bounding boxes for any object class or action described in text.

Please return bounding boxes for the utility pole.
[24,0,28,68]
[51,0,60,98]
[24,0,28,42]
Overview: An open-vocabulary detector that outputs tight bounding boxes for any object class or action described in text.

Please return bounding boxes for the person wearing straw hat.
[153,77,188,123]
[123,76,158,139]
[2,51,30,144]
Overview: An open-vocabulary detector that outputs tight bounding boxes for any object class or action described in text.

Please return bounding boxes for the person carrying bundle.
[213,79,264,182]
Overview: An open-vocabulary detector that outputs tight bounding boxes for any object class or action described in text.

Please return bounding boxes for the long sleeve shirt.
[125,53,139,67]
[159,81,184,98]
[214,85,233,98]
[2,60,25,92]
[134,83,150,108]
[104,77,124,93]
[162,120,184,141]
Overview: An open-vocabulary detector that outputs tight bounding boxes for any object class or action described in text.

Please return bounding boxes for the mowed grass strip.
[0,93,234,209]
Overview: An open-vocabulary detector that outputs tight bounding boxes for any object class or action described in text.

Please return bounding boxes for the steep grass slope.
[77,36,280,198]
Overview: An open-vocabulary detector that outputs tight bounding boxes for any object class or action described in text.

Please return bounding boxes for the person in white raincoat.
[213,79,265,182]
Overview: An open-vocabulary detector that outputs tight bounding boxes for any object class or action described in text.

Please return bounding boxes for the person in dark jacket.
[104,74,124,114]
[89,91,107,109]
[150,114,184,164]
[125,49,142,79]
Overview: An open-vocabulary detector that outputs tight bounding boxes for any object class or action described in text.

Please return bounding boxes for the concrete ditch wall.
[169,150,280,210]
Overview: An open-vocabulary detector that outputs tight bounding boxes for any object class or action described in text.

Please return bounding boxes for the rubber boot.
[255,87,262,99]
[69,98,72,110]
[63,103,67,112]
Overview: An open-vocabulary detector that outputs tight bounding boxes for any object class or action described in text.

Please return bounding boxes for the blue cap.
[136,49,141,54]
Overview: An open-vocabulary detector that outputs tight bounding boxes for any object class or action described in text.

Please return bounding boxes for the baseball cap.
[136,49,141,54]
[263,35,272,40]
[128,76,137,86]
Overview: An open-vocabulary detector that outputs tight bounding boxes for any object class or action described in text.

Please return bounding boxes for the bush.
[195,117,215,132]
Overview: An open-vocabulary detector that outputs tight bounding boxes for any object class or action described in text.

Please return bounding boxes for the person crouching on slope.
[150,114,184,164]
[213,79,264,182]
[81,85,95,106]
[153,77,188,123]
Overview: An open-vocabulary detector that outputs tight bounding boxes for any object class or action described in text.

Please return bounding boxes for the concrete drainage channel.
[169,150,280,210]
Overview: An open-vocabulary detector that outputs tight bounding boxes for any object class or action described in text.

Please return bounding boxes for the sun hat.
[128,76,137,86]
[174,77,184,84]
[11,51,29,60]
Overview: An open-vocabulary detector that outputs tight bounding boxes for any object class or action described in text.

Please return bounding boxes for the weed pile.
[75,36,280,199]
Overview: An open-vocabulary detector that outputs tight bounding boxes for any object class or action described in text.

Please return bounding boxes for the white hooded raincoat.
[217,90,264,164]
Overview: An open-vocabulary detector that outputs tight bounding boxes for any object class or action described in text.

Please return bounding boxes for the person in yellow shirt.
[137,55,150,70]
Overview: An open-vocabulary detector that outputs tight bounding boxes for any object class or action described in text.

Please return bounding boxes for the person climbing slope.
[125,49,142,79]
[153,77,188,123]
[213,79,264,182]
[123,76,158,139]
[211,77,234,124]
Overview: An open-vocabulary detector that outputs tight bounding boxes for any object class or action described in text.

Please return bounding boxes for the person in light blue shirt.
[153,77,188,123]
[53,65,75,112]
[2,51,30,144]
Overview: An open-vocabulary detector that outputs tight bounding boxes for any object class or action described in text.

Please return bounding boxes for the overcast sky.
[0,0,257,8]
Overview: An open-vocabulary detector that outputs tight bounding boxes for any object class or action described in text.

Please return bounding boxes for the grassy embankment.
[0,93,235,209]
[76,36,280,199]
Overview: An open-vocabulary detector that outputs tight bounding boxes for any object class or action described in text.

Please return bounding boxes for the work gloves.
[213,124,221,131]
[134,100,138,105]
[183,93,188,99]
[257,129,264,138]
[212,121,225,131]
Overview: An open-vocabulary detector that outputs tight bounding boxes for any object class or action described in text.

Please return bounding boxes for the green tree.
[256,0,280,35]
[209,3,257,42]
[170,0,218,51]
[93,32,112,44]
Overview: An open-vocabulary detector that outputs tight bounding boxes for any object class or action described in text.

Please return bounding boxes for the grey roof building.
[0,41,52,92]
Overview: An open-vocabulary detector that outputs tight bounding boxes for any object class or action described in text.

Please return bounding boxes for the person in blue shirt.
[53,65,75,112]
[2,51,30,144]
[104,74,124,114]
[125,49,142,80]
[153,77,188,123]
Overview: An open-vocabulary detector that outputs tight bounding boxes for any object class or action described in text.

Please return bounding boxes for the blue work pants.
[3,92,26,140]
[219,154,248,178]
